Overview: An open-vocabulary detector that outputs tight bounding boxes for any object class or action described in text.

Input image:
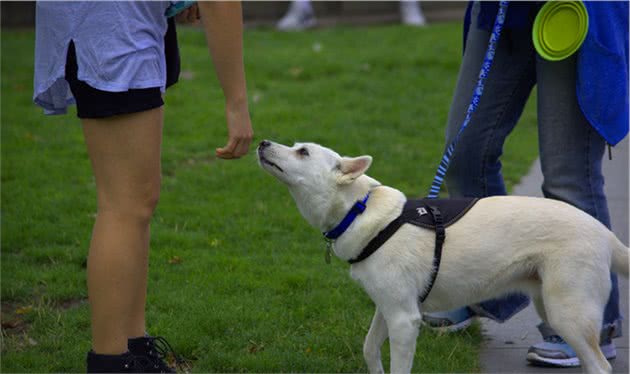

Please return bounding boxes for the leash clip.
[324,238,333,264]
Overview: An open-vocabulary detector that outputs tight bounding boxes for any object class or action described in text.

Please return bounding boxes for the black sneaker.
[86,350,152,373]
[128,336,184,373]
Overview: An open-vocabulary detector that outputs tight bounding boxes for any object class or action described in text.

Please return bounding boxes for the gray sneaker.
[526,323,617,367]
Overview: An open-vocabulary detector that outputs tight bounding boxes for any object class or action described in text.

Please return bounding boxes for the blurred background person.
[277,0,427,30]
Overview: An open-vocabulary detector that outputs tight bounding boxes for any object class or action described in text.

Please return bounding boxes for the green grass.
[2,23,538,373]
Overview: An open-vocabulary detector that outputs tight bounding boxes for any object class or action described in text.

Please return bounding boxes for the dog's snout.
[259,140,271,149]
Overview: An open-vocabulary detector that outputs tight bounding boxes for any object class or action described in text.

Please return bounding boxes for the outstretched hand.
[216,100,253,159]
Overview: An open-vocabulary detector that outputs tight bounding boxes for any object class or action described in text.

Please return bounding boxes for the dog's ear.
[337,156,372,184]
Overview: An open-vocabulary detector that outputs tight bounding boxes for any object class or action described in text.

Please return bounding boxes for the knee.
[134,182,161,222]
[445,162,485,197]
[445,169,472,197]
[387,315,421,341]
[445,147,502,197]
[98,177,161,223]
[540,172,590,204]
[444,154,466,194]
[541,177,609,227]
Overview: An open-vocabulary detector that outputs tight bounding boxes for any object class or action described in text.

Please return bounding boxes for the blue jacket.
[465,1,629,146]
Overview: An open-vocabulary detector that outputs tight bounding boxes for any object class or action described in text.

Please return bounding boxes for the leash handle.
[428,1,509,198]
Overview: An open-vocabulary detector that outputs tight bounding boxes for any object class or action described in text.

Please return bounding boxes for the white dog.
[256,140,629,374]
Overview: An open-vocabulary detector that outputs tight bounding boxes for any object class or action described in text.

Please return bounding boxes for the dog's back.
[354,195,626,313]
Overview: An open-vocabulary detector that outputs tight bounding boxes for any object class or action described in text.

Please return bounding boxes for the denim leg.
[536,54,621,333]
[445,26,537,197]
[442,5,535,322]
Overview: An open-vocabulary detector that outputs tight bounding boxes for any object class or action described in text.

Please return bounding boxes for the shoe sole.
[526,352,581,367]
[426,316,474,333]
[526,344,617,368]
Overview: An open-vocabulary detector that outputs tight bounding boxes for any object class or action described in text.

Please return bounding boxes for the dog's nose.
[259,140,271,149]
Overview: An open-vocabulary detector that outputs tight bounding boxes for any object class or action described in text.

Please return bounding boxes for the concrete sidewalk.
[480,137,629,373]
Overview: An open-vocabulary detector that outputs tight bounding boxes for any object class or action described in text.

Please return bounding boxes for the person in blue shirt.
[423,1,628,368]
[34,2,253,372]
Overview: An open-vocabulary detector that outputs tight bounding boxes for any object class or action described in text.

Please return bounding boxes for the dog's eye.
[297,147,309,157]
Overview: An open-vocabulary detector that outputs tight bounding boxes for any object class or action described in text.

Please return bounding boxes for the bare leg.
[83,108,163,354]
[363,308,388,374]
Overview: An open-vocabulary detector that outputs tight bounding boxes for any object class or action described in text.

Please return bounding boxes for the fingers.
[217,103,253,159]
[215,143,241,159]
[234,136,250,157]
[174,5,200,24]
[187,4,200,22]
[216,134,252,160]
[215,140,237,159]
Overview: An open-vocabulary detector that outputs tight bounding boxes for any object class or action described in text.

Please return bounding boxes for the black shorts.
[65,18,180,119]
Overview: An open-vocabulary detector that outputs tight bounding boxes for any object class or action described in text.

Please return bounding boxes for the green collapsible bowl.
[533,1,589,61]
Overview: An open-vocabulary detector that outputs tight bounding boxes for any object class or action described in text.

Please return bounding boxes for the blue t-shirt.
[33,1,171,115]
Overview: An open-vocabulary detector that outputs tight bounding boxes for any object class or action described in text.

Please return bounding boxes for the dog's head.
[257,140,379,231]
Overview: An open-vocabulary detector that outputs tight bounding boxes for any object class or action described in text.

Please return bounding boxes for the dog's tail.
[611,234,629,276]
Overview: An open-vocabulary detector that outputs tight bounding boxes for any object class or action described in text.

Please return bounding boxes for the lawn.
[1,23,538,373]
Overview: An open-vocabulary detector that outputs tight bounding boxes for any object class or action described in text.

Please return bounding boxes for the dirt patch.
[1,297,87,335]
[1,301,30,335]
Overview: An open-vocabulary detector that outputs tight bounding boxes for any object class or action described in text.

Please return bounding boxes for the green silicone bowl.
[533,1,589,61]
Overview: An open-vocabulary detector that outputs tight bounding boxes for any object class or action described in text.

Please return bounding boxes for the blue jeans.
[443,4,621,332]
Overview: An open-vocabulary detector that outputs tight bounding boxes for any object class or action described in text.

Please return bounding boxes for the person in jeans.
[33,2,253,372]
[423,1,628,368]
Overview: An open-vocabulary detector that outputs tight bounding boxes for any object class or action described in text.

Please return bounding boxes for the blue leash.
[427,1,509,198]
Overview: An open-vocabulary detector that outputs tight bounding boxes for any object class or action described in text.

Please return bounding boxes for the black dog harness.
[348,197,478,302]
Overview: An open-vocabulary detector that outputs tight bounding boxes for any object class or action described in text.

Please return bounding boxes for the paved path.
[480,137,629,373]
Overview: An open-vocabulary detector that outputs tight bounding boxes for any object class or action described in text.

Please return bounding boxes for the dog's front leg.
[363,307,388,374]
[384,306,421,374]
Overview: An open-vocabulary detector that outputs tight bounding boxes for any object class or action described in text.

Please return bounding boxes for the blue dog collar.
[323,193,370,240]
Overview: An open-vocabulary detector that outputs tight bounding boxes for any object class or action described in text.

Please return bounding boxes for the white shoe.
[277,2,317,31]
[400,1,427,26]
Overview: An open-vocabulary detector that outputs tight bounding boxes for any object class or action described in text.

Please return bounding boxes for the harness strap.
[348,215,404,264]
[419,205,445,303]
[349,204,446,304]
